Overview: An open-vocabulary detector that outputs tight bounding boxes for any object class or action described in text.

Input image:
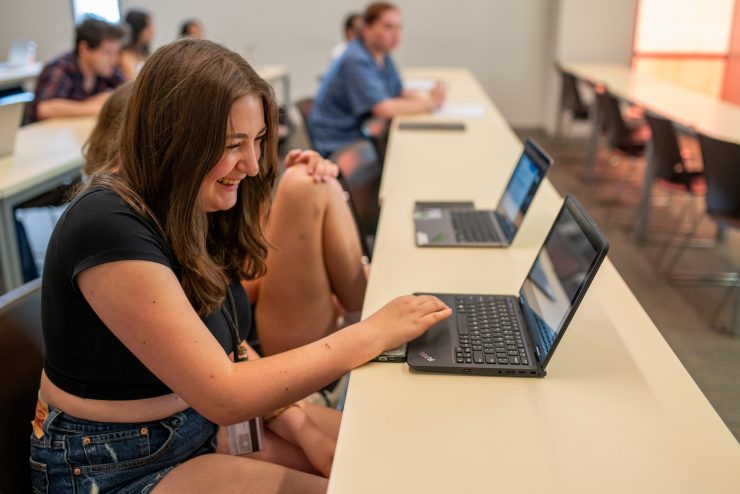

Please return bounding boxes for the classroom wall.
[542,0,639,134]
[0,0,637,130]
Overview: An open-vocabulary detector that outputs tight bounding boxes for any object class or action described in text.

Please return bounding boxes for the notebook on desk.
[0,92,33,157]
[414,138,552,247]
[406,195,608,377]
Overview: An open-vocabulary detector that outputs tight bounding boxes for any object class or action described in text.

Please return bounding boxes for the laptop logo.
[417,351,436,362]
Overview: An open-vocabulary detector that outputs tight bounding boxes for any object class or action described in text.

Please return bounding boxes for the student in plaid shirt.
[24,17,126,125]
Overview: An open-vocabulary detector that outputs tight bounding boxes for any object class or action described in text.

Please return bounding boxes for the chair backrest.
[644,112,686,184]
[697,133,740,218]
[595,90,630,149]
[295,98,315,149]
[561,71,589,117]
[0,278,43,493]
[330,140,382,259]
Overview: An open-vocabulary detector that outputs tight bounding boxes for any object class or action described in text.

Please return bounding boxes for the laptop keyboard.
[450,211,501,243]
[454,296,530,366]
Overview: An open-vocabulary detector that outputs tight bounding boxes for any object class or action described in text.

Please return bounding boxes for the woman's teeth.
[218,178,240,185]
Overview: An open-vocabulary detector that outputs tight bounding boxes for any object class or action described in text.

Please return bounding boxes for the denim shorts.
[30,404,218,493]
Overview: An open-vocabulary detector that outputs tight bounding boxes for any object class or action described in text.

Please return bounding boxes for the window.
[635,0,734,54]
[633,0,737,98]
[71,0,121,24]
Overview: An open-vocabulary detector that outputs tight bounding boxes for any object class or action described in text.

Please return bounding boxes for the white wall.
[542,0,639,134]
[0,0,638,129]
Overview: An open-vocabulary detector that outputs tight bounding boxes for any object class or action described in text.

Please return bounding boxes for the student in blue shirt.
[309,2,446,157]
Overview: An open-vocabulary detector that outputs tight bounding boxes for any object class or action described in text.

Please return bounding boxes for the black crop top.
[41,188,252,400]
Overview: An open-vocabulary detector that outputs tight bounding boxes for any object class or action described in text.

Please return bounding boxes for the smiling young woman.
[31,38,450,493]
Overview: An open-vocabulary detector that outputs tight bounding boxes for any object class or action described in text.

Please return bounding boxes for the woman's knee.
[276,165,344,211]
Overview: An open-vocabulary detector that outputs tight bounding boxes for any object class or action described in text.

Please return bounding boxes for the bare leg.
[302,401,342,440]
[215,426,318,475]
[256,165,367,355]
[152,453,326,494]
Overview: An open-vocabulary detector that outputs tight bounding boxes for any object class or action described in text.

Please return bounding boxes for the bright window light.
[72,0,121,24]
[634,0,734,54]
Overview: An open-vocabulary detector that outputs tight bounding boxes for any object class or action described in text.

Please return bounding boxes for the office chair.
[330,140,382,261]
[592,89,649,219]
[0,278,43,492]
[644,112,707,261]
[556,68,590,138]
[661,133,739,334]
[295,97,315,149]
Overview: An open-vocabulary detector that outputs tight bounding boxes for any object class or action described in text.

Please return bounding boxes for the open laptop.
[406,195,608,376]
[414,138,552,247]
[0,92,33,157]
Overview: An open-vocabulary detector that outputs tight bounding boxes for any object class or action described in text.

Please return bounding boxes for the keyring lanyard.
[221,284,248,363]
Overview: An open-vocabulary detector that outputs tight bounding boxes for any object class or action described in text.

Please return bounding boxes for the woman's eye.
[226,143,241,150]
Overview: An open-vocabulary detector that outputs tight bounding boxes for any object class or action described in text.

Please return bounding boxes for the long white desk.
[0,117,94,291]
[0,62,42,91]
[560,62,740,241]
[328,68,740,493]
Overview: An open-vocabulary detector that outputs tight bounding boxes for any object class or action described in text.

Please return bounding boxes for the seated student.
[81,79,367,361]
[30,38,451,493]
[81,80,133,176]
[120,10,154,79]
[180,18,204,39]
[24,17,126,124]
[328,13,363,64]
[309,2,447,157]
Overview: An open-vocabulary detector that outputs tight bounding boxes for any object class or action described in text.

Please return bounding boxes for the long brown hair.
[86,39,279,315]
[82,81,133,176]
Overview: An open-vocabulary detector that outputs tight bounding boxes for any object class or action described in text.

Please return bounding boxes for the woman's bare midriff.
[39,371,191,423]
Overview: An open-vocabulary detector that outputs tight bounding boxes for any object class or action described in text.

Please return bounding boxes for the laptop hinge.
[518,297,544,368]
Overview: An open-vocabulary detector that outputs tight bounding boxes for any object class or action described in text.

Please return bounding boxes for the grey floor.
[514,126,740,441]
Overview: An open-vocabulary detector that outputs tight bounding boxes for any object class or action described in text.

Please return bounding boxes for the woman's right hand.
[360,295,452,351]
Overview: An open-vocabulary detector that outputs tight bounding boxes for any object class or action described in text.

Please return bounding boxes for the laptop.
[0,92,33,157]
[406,195,609,376]
[414,138,552,247]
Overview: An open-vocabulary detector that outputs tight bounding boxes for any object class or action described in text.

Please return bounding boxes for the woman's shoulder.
[61,187,156,237]
[67,187,130,214]
[53,187,175,272]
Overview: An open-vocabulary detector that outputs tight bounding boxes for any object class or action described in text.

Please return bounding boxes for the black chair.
[597,90,648,157]
[556,68,590,138]
[592,90,649,217]
[295,97,315,149]
[293,97,375,260]
[330,140,382,260]
[662,133,739,334]
[0,278,43,493]
[644,112,707,261]
[361,117,390,167]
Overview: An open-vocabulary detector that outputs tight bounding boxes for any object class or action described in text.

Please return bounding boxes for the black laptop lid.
[495,138,553,242]
[518,195,609,368]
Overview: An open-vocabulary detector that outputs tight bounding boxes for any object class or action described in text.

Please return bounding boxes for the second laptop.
[414,137,553,247]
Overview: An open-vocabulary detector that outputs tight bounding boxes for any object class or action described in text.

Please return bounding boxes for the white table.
[0,117,94,291]
[559,62,740,241]
[327,68,740,493]
[0,62,41,92]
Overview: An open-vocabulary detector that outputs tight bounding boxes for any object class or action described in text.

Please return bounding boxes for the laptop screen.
[519,205,602,366]
[495,142,549,240]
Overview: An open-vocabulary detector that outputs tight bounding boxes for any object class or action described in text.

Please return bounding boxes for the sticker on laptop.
[414,208,443,220]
